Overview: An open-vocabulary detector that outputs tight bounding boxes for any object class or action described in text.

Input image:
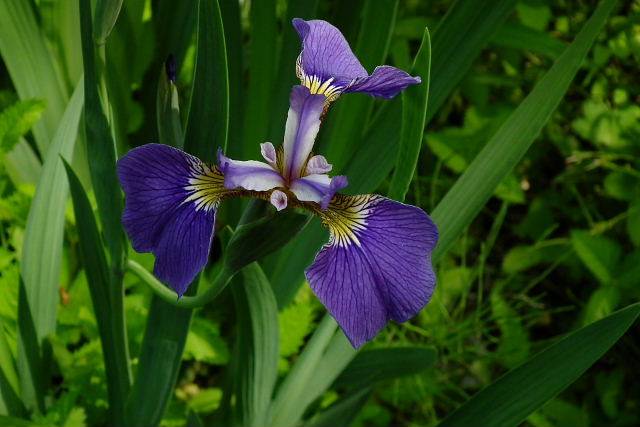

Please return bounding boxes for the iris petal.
[117,143,224,295]
[306,194,438,348]
[218,151,285,191]
[293,18,421,101]
[290,174,347,210]
[282,86,326,180]
[347,65,422,99]
[293,18,367,90]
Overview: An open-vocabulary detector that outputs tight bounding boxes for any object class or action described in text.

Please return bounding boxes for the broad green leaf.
[156,65,183,149]
[93,0,123,44]
[79,2,131,423]
[0,99,46,152]
[219,0,243,154]
[388,28,431,201]
[333,346,437,389]
[322,0,398,170]
[5,139,42,185]
[268,315,338,425]
[308,388,371,427]
[431,0,618,260]
[184,318,230,365]
[80,0,125,270]
[225,207,311,275]
[62,160,131,424]
[125,297,194,426]
[271,324,357,426]
[570,230,621,285]
[18,81,83,413]
[241,0,276,159]
[0,318,24,417]
[439,303,640,427]
[231,263,279,426]
[184,0,229,161]
[0,0,70,154]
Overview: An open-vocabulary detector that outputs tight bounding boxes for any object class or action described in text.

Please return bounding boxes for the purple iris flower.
[117,20,437,349]
[293,18,422,103]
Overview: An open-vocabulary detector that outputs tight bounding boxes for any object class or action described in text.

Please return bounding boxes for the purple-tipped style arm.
[117,144,226,296]
[306,195,438,348]
[293,18,421,100]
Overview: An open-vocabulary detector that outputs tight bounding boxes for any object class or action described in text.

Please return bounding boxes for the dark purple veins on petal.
[305,196,438,348]
[117,143,216,296]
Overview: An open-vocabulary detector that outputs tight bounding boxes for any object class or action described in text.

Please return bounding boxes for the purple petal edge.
[347,66,422,99]
[305,195,438,348]
[117,143,216,296]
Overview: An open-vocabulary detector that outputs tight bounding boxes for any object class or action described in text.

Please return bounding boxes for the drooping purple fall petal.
[117,144,225,295]
[305,194,438,348]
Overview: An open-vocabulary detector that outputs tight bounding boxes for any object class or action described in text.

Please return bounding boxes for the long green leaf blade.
[18,81,84,413]
[388,28,431,202]
[231,263,279,426]
[241,0,276,159]
[62,160,130,425]
[184,0,229,161]
[0,0,70,154]
[439,303,640,427]
[431,0,618,260]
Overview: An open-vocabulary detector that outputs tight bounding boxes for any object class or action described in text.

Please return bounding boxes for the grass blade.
[388,28,431,202]
[18,81,83,413]
[0,318,24,417]
[439,303,640,427]
[307,388,371,427]
[431,0,618,260]
[62,159,132,424]
[0,0,70,155]
[268,315,338,425]
[241,0,276,159]
[184,0,229,161]
[231,263,279,426]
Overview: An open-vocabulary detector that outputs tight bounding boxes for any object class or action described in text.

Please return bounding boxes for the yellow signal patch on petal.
[319,194,377,247]
[183,159,228,212]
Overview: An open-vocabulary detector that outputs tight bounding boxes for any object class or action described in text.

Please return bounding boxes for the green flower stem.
[126,260,234,309]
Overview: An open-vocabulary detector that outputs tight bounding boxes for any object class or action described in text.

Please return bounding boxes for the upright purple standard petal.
[293,18,367,90]
[306,194,438,348]
[117,143,226,296]
[293,18,421,101]
[282,86,326,180]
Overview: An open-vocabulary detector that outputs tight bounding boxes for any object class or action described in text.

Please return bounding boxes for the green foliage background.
[0,0,639,426]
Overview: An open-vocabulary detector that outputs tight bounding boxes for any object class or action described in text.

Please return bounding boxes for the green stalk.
[126,260,234,309]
